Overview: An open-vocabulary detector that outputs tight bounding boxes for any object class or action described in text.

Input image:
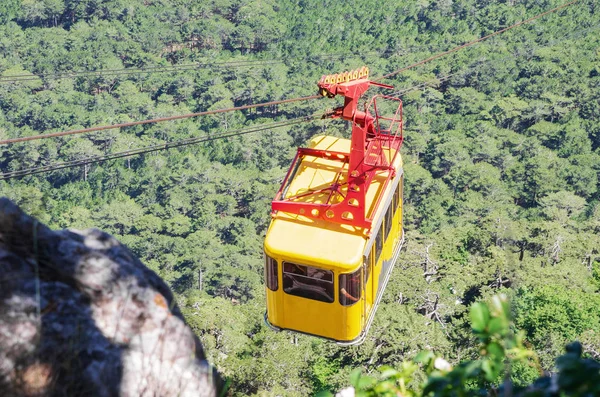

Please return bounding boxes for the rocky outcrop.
[0,198,220,396]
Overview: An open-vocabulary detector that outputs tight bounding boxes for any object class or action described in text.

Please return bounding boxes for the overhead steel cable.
[0,1,580,86]
[0,95,321,146]
[0,59,283,83]
[386,18,600,97]
[386,73,457,97]
[5,9,593,148]
[374,0,580,82]
[388,25,598,97]
[4,9,594,180]
[0,49,391,84]
[1,0,587,147]
[0,115,317,181]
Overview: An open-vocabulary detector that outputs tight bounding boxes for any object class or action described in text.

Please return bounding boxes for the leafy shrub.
[321,295,600,396]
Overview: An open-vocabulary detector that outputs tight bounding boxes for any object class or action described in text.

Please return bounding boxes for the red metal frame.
[272,75,403,232]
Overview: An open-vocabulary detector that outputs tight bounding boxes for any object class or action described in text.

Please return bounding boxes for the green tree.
[0,0,20,23]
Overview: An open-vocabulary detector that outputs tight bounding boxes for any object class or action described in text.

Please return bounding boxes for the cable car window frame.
[384,205,393,241]
[398,176,403,216]
[393,180,400,217]
[375,224,383,264]
[339,268,362,306]
[264,254,278,291]
[364,251,373,283]
[282,261,334,303]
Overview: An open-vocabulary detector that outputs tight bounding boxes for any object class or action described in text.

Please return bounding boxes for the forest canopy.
[0,0,599,394]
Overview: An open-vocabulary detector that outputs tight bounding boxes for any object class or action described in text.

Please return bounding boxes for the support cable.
[0,95,321,145]
[0,0,587,149]
[386,19,600,97]
[0,115,317,181]
[0,50,390,84]
[3,10,594,179]
[374,0,579,82]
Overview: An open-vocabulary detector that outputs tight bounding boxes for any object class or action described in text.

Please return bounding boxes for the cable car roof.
[264,135,396,271]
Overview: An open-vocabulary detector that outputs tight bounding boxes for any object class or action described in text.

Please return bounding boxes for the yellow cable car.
[264,70,404,344]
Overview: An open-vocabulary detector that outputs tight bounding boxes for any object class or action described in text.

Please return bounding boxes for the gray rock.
[0,198,220,396]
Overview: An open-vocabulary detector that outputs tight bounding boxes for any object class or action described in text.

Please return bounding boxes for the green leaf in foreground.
[470,302,490,332]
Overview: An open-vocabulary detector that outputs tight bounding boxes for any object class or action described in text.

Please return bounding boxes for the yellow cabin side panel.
[364,172,403,321]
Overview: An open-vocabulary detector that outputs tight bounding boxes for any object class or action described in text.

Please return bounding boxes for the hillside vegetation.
[0,0,599,394]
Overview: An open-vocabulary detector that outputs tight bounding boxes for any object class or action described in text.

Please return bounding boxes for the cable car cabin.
[264,69,405,345]
[264,136,404,344]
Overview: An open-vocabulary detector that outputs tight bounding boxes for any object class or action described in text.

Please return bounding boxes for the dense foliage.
[0,0,599,394]
[328,295,600,396]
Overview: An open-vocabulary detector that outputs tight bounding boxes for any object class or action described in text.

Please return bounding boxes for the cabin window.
[375,224,383,264]
[282,262,334,303]
[265,254,278,291]
[339,268,362,306]
[393,180,400,216]
[365,251,373,282]
[384,205,393,240]
[399,176,403,214]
